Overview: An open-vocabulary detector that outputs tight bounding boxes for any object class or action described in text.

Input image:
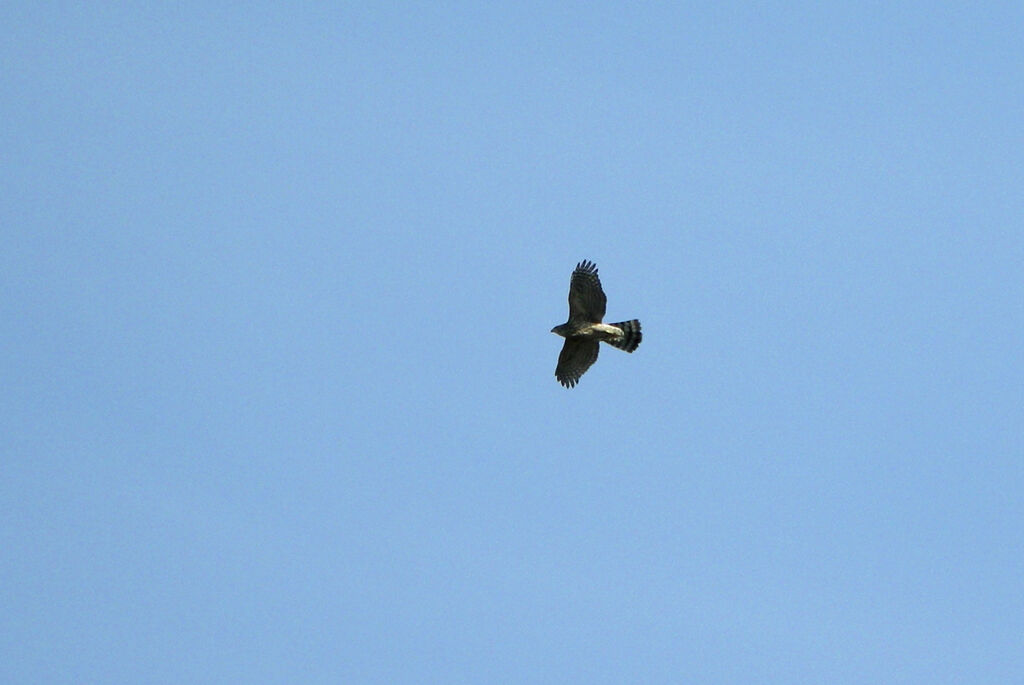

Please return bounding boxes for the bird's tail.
[608,320,642,352]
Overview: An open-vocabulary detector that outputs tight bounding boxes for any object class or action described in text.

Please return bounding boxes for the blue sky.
[2,3,1022,682]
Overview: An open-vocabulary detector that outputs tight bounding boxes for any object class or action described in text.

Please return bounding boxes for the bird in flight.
[551,260,642,388]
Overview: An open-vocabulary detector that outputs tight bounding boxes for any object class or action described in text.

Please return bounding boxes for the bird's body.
[551,260,641,388]
[551,321,640,348]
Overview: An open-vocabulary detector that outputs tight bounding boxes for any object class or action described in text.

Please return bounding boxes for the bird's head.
[551,323,569,337]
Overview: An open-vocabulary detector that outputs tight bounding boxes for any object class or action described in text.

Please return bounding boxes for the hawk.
[551,260,642,388]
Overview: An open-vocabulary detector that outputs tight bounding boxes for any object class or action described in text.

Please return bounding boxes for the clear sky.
[3,3,1022,683]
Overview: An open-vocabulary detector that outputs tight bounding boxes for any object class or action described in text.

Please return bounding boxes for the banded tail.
[607,320,642,352]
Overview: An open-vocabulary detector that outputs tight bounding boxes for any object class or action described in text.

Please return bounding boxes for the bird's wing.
[555,338,600,388]
[567,259,606,322]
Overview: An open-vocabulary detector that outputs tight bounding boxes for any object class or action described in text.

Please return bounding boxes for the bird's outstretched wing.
[555,338,600,388]
[567,259,606,323]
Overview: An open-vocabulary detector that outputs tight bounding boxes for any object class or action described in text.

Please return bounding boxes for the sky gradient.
[3,3,1022,682]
